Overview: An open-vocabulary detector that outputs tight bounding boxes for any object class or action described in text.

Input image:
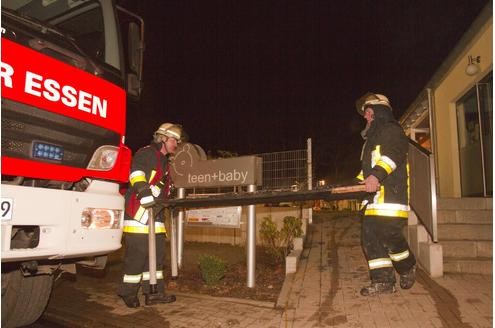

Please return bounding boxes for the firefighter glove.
[137,188,157,208]
[150,184,161,197]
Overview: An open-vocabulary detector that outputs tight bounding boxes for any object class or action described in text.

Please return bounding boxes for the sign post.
[307,138,313,224]
[247,184,256,288]
[170,143,262,288]
[148,207,157,293]
[177,187,186,269]
[170,209,178,278]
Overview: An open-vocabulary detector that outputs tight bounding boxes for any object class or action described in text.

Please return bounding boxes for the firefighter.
[355,93,416,296]
[118,122,182,308]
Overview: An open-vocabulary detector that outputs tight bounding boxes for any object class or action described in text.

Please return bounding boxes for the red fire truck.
[1,1,143,326]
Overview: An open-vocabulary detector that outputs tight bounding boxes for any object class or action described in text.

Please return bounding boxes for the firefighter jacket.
[357,106,409,218]
[124,142,173,234]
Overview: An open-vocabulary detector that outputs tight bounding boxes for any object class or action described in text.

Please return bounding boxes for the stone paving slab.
[39,211,492,327]
[279,212,493,328]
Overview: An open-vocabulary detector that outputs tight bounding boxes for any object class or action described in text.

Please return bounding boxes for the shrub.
[198,254,227,286]
[281,216,303,252]
[259,216,284,261]
[259,216,303,263]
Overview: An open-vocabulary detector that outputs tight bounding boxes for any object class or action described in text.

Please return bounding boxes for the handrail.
[409,139,432,156]
[408,140,438,242]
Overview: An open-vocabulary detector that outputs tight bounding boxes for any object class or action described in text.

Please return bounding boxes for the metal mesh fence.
[255,149,308,191]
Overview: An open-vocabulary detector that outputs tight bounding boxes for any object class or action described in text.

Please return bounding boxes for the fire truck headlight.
[81,208,122,229]
[87,146,119,171]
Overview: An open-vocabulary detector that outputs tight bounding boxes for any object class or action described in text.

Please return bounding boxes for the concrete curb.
[274,272,295,309]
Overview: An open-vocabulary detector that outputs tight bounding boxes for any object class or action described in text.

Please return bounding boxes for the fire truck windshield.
[2,0,120,71]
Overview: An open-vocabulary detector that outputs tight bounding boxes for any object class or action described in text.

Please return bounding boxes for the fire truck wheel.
[1,269,53,328]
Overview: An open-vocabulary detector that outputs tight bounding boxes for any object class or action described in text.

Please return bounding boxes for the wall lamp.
[465,55,481,76]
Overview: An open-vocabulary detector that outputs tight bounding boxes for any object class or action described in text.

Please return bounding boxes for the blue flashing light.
[32,142,64,162]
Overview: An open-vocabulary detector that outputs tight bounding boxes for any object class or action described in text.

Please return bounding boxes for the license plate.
[1,198,13,221]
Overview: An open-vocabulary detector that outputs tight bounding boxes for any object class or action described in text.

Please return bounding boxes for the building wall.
[433,19,492,197]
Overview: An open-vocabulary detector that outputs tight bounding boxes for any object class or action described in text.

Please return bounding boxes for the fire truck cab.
[1,1,143,326]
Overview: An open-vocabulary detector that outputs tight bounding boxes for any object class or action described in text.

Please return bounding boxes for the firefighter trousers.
[361,215,416,283]
[118,232,166,298]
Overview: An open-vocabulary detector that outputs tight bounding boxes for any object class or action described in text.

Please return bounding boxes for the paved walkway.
[40,212,492,327]
[278,213,492,328]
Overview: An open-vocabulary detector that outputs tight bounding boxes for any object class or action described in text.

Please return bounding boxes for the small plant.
[260,216,303,263]
[260,216,284,261]
[281,216,303,252]
[198,254,227,286]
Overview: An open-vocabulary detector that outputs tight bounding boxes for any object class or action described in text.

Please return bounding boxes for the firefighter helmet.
[154,123,182,143]
[356,92,392,115]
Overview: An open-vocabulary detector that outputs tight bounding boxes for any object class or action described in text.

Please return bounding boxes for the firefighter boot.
[360,282,396,296]
[400,265,416,289]
[145,292,176,305]
[120,295,140,308]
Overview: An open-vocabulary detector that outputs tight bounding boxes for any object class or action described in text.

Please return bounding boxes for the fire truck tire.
[1,269,53,328]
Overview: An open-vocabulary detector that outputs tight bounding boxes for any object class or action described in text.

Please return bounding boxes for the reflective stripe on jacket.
[124,142,172,232]
[360,121,409,218]
[122,220,167,234]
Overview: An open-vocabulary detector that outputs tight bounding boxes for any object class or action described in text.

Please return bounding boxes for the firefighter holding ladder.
[356,93,416,296]
[118,123,182,308]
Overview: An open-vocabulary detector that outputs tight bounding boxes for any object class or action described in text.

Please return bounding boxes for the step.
[437,209,493,224]
[441,240,492,258]
[437,198,492,210]
[437,224,492,241]
[443,257,492,275]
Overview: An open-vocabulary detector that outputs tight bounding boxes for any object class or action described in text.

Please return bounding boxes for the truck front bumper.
[1,180,124,263]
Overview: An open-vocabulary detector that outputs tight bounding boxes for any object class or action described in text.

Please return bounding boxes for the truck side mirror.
[127,22,144,98]
[128,22,142,73]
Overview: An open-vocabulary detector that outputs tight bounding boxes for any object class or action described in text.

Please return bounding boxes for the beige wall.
[433,18,492,197]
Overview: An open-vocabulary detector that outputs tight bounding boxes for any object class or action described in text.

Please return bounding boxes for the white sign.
[186,206,241,228]
[1,198,13,221]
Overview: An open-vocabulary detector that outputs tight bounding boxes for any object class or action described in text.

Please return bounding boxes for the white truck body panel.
[1,180,124,262]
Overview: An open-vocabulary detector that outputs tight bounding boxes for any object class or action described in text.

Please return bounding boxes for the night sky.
[120,0,489,183]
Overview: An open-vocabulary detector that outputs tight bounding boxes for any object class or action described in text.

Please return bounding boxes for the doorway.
[456,73,493,197]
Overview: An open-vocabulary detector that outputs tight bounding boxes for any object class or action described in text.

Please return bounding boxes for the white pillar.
[177,188,186,269]
[148,208,157,290]
[247,184,256,288]
[170,209,178,278]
